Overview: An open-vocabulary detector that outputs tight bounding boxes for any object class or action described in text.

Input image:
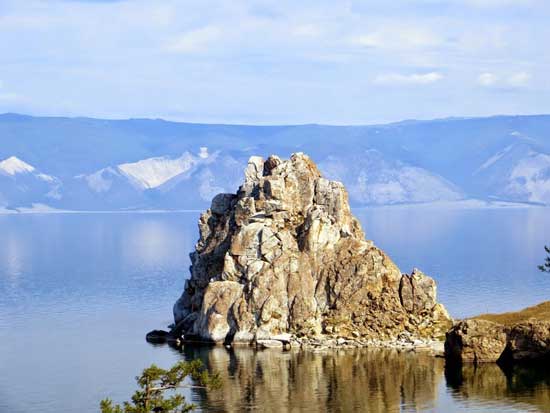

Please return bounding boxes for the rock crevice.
[173,153,452,344]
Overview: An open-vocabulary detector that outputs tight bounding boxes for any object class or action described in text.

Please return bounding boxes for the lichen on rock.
[172,153,452,345]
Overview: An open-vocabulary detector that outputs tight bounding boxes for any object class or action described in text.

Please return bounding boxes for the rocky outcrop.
[501,321,550,363]
[445,319,550,364]
[172,153,452,345]
[444,320,508,363]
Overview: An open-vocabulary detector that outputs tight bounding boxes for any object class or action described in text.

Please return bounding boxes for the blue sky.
[0,0,549,124]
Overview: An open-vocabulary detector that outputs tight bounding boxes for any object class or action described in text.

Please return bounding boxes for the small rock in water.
[146,330,169,344]
[256,339,284,349]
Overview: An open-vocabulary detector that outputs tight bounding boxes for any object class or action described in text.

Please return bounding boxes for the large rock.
[445,319,508,363]
[445,319,550,364]
[173,153,452,344]
[501,320,550,363]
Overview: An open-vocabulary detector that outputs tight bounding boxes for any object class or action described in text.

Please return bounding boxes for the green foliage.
[100,359,221,413]
[538,245,550,273]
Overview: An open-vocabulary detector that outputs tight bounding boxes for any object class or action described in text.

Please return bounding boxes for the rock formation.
[172,153,452,345]
[445,319,550,364]
[444,319,508,363]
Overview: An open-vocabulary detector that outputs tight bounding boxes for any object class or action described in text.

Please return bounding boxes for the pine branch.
[148,384,209,392]
[539,245,550,273]
[100,359,220,413]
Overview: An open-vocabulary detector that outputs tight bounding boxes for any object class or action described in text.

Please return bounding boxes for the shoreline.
[149,331,446,357]
[1,199,547,215]
[152,301,550,360]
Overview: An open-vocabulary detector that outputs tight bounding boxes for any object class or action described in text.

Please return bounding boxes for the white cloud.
[354,26,442,50]
[0,0,545,123]
[478,72,499,86]
[164,26,222,53]
[477,71,531,88]
[374,72,444,85]
[508,71,531,87]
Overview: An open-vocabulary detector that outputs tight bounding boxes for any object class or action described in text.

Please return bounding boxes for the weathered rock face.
[173,153,452,344]
[445,319,550,364]
[444,320,508,363]
[502,321,550,363]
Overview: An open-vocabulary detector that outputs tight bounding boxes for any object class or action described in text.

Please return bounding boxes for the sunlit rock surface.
[173,153,452,344]
[445,319,508,363]
[445,319,550,364]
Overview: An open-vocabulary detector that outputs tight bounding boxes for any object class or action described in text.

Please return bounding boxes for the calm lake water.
[1,208,550,412]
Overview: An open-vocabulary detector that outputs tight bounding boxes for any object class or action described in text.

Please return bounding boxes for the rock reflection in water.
[446,362,550,412]
[181,347,443,412]
[176,346,550,412]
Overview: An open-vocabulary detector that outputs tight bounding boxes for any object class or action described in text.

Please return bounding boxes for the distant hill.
[1,113,550,211]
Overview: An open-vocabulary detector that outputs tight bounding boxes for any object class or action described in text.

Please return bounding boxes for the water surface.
[0,208,549,412]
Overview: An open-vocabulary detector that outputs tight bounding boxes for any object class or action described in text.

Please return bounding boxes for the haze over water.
[1,207,549,412]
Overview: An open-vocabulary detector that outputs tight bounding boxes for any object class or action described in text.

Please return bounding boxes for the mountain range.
[1,113,550,211]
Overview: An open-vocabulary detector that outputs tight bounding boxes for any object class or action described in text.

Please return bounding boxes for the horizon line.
[2,112,550,129]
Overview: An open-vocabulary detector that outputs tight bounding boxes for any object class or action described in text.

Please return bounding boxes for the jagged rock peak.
[173,153,452,344]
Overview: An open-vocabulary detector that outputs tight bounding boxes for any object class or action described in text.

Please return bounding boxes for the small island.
[149,153,451,351]
[148,152,550,368]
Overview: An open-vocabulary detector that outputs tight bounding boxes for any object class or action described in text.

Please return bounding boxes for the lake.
[1,207,550,412]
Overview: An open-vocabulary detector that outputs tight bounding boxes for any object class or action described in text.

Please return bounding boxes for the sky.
[0,0,549,125]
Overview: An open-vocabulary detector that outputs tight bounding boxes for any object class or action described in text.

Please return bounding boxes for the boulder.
[501,320,550,363]
[173,153,452,344]
[445,319,507,363]
[445,319,550,364]
[145,330,170,344]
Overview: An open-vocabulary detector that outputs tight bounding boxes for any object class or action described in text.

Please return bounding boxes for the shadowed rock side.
[173,153,452,345]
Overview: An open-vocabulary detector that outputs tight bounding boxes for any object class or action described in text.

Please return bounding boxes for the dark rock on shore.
[501,320,550,363]
[145,330,170,344]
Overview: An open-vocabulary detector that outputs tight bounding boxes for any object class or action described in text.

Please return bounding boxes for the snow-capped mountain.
[61,149,246,210]
[118,151,206,190]
[0,156,36,175]
[474,142,550,204]
[154,153,247,209]
[319,150,463,205]
[0,156,62,208]
[2,113,550,211]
